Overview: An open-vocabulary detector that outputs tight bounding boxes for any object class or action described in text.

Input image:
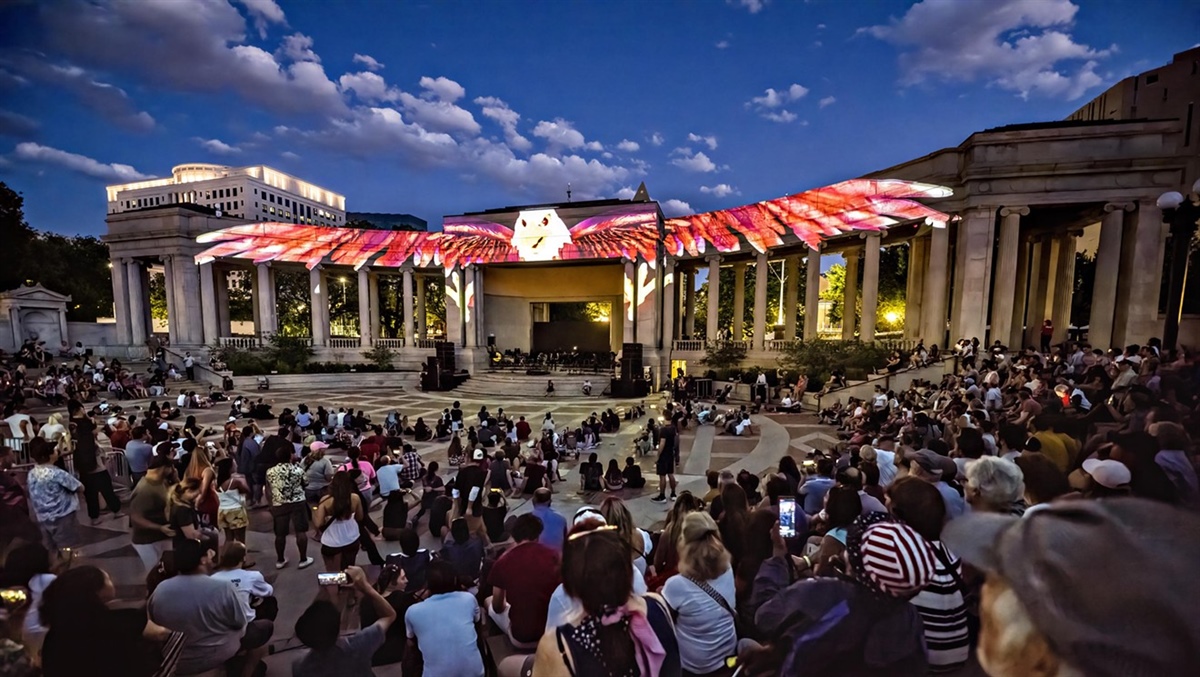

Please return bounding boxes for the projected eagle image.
[195,179,952,271]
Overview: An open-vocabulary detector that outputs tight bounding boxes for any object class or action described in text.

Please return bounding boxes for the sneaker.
[275,560,289,569]
[670,494,677,501]
[651,495,667,503]
[298,557,315,570]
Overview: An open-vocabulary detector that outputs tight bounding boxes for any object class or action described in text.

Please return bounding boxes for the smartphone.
[0,587,28,610]
[317,572,349,586]
[779,497,798,538]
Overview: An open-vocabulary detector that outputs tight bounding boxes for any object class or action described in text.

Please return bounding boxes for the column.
[661,258,676,349]
[1025,238,1053,347]
[1113,201,1164,346]
[1051,232,1077,344]
[1009,239,1030,349]
[682,269,696,338]
[921,224,950,347]
[215,268,231,337]
[162,256,178,343]
[473,267,486,348]
[904,238,926,340]
[109,256,131,344]
[953,206,996,342]
[803,249,822,340]
[1089,203,1132,349]
[783,255,800,339]
[8,307,20,348]
[309,267,328,346]
[842,252,860,340]
[256,263,277,336]
[199,262,219,346]
[250,267,261,336]
[402,268,415,346]
[127,260,146,343]
[860,235,882,341]
[990,206,1028,346]
[752,254,769,350]
[706,256,721,343]
[357,267,371,347]
[369,273,381,340]
[623,260,636,344]
[416,275,428,339]
[732,263,747,341]
[175,255,203,345]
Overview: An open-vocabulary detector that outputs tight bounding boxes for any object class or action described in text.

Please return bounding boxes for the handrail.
[160,344,228,387]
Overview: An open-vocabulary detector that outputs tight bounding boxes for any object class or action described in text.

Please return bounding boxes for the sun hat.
[1081,458,1131,488]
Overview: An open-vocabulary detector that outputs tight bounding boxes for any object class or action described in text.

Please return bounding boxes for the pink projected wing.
[195,223,360,269]
[435,220,515,268]
[569,208,660,262]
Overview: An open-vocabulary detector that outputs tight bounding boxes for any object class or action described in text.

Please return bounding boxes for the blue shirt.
[800,476,835,515]
[532,504,567,552]
[404,592,483,677]
[376,464,402,497]
[27,464,82,522]
[125,440,154,473]
[936,481,969,520]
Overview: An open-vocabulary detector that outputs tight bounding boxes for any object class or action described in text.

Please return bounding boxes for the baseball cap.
[573,506,607,527]
[472,448,485,461]
[309,441,329,452]
[906,449,958,478]
[1082,458,1132,488]
[943,499,1200,677]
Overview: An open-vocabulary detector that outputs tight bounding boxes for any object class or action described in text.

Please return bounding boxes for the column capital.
[1103,202,1135,213]
[704,254,722,264]
[1000,206,1030,217]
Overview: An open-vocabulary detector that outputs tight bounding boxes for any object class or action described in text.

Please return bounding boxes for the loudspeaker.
[435,341,456,373]
[620,343,643,382]
[422,356,440,391]
[610,377,649,398]
[487,334,496,348]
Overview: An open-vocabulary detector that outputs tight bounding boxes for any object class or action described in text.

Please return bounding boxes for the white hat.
[1082,458,1132,489]
[1126,355,1142,366]
[472,448,485,461]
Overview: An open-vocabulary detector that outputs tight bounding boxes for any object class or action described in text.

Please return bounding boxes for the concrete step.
[450,373,607,400]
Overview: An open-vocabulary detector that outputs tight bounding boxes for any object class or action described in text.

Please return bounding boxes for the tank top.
[321,514,360,548]
[217,481,245,512]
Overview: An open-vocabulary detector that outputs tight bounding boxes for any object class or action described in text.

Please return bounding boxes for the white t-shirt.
[5,413,33,440]
[209,568,273,621]
[875,448,898,487]
[661,568,737,673]
[176,394,188,407]
[39,423,66,442]
[735,418,752,436]
[545,565,648,631]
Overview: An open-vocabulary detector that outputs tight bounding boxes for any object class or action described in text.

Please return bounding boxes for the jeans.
[82,470,121,519]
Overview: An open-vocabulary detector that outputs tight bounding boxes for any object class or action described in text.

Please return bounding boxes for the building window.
[1146,73,1159,85]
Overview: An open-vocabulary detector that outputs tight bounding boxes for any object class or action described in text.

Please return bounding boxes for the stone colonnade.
[109,256,433,348]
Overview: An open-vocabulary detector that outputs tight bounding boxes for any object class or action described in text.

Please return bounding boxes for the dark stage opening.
[531,301,611,353]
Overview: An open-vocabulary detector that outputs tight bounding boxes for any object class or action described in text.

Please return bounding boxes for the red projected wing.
[570,208,659,262]
[666,179,951,253]
[434,220,514,268]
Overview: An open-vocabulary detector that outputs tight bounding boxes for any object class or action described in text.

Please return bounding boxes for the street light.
[1157,178,1200,351]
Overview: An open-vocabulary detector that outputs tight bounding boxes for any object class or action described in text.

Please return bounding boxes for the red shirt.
[359,437,383,464]
[515,420,532,441]
[487,541,561,643]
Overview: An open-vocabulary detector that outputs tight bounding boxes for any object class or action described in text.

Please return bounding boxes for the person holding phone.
[293,566,397,676]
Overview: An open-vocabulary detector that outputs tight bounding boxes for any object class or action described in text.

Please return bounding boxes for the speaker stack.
[612,342,648,398]
[435,341,456,373]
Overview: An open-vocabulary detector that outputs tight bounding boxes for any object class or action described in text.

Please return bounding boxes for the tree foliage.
[776,339,891,383]
[699,341,748,373]
[0,182,114,321]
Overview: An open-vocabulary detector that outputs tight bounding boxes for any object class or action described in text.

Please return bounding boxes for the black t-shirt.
[456,464,487,512]
[43,607,157,677]
[73,416,99,473]
[450,407,463,423]
[522,464,547,494]
[429,495,453,535]
[482,504,507,542]
[383,493,409,530]
[659,425,678,460]
[170,504,199,548]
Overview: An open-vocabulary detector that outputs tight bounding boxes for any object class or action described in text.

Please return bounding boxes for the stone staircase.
[449,371,614,400]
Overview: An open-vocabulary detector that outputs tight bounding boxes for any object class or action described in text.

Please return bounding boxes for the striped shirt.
[910,541,970,672]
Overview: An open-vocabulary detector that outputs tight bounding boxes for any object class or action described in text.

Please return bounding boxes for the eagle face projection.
[510,208,573,262]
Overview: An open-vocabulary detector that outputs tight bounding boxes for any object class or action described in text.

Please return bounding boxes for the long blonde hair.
[166,478,201,518]
[599,496,643,557]
[184,446,213,482]
[677,511,731,581]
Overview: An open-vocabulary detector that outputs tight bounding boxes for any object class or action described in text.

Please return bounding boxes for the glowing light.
[885,311,899,324]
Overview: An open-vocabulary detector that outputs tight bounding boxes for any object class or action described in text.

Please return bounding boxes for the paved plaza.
[27,383,839,675]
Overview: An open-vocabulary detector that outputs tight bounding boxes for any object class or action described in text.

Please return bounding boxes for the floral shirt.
[27,464,82,522]
[266,462,306,506]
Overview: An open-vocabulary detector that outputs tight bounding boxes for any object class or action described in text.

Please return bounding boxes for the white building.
[106,163,346,226]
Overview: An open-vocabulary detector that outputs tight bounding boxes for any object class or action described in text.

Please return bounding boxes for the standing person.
[69,400,121,524]
[236,425,263,506]
[545,379,555,397]
[124,425,154,488]
[128,456,176,572]
[292,566,397,676]
[314,472,364,572]
[652,415,680,502]
[265,445,314,570]
[404,560,486,677]
[661,512,737,677]
[1040,319,1053,352]
[215,457,252,552]
[184,443,219,531]
[26,438,83,551]
[183,352,195,381]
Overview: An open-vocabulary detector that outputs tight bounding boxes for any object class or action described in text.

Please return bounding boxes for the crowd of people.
[2,330,1200,676]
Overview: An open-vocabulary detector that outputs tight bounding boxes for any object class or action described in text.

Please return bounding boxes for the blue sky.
[0,0,1196,237]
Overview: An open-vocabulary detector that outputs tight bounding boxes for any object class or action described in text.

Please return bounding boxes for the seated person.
[292,566,396,676]
[481,490,509,543]
[603,459,625,491]
[579,452,603,491]
[622,457,646,489]
[439,518,485,586]
[519,458,550,495]
[724,412,753,436]
[381,488,410,541]
[778,395,803,413]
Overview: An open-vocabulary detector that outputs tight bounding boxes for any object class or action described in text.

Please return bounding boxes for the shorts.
[320,541,360,559]
[217,507,249,530]
[452,421,463,432]
[270,501,310,536]
[656,457,674,477]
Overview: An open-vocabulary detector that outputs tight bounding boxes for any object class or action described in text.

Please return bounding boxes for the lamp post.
[1157,179,1200,352]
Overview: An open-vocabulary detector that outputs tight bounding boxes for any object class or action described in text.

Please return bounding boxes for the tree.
[694,259,797,339]
[0,183,36,292]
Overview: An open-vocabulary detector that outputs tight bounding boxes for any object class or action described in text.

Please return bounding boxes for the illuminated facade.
[107,163,346,226]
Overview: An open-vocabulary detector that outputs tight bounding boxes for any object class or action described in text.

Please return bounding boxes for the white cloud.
[616,139,640,152]
[352,53,384,71]
[700,183,739,198]
[14,142,152,182]
[687,133,718,150]
[338,71,396,103]
[236,0,286,38]
[671,148,717,173]
[660,199,694,217]
[196,137,241,154]
[729,0,767,14]
[474,96,531,152]
[649,132,664,146]
[279,33,319,62]
[818,95,836,108]
[746,83,808,122]
[716,40,730,49]
[396,91,480,136]
[817,23,827,30]
[615,187,636,199]
[280,151,300,160]
[532,118,588,150]
[418,75,466,102]
[585,140,603,152]
[862,0,1114,100]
